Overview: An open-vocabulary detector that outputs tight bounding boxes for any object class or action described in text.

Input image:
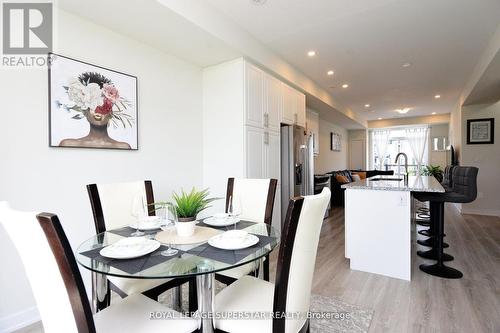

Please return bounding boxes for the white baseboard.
[460,208,500,217]
[0,307,40,333]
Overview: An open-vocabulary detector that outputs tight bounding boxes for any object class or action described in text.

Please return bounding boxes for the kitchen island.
[342,175,444,281]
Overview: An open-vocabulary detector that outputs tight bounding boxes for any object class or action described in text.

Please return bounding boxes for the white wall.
[429,124,449,168]
[460,102,500,216]
[348,130,367,170]
[0,9,203,331]
[314,118,349,173]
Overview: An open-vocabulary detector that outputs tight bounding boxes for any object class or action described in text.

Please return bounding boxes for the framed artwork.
[48,53,138,150]
[466,118,494,144]
[330,132,341,151]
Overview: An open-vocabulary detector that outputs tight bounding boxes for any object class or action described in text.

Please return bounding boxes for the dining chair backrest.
[273,187,331,333]
[0,202,95,333]
[87,181,155,233]
[225,178,278,224]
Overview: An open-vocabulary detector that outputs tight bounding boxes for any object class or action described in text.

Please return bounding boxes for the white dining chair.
[87,181,195,312]
[0,202,198,333]
[213,187,331,333]
[215,178,278,285]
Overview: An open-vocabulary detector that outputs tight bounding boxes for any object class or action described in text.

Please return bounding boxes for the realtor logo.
[2,2,53,54]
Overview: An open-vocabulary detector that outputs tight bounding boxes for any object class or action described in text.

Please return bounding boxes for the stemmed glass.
[160,205,179,256]
[228,195,242,230]
[130,194,146,237]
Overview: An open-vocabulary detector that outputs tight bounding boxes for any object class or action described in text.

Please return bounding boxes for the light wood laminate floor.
[271,205,500,333]
[15,205,500,333]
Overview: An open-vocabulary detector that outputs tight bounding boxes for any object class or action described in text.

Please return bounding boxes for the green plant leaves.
[154,188,221,219]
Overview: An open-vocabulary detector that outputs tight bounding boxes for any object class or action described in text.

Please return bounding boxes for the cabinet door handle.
[264,113,269,127]
[264,131,269,145]
[294,113,298,124]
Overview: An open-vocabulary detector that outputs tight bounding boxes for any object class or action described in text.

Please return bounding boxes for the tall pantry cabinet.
[202,58,306,228]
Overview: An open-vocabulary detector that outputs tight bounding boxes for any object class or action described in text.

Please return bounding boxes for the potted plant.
[421,164,444,183]
[154,188,219,237]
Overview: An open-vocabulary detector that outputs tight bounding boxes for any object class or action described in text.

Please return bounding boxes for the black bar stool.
[413,166,478,279]
[417,166,454,247]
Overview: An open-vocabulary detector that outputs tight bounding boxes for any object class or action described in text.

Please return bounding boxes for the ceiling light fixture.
[432,112,437,115]
[307,50,316,57]
[396,107,411,114]
[378,117,382,120]
[402,62,412,68]
[342,83,349,88]
[251,0,267,5]
[327,70,334,76]
[434,94,441,99]
[364,104,370,108]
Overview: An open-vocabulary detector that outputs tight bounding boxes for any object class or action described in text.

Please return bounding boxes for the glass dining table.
[76,220,280,333]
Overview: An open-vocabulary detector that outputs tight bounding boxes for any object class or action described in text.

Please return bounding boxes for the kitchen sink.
[370,177,403,181]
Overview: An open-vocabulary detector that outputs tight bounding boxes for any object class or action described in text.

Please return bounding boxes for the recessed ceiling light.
[432,112,437,115]
[434,94,441,99]
[396,107,411,114]
[307,50,316,57]
[364,104,370,108]
[251,0,267,5]
[378,117,382,120]
[327,70,334,76]
[342,83,349,88]
[402,62,412,68]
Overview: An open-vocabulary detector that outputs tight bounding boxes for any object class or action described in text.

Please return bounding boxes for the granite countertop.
[341,175,445,193]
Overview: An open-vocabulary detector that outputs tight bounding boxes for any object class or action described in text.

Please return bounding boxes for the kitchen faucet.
[395,152,409,185]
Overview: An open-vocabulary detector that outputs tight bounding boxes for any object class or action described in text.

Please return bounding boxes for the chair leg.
[188,278,198,314]
[419,202,463,279]
[263,255,270,281]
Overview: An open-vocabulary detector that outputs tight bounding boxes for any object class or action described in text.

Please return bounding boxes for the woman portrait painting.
[49,54,138,150]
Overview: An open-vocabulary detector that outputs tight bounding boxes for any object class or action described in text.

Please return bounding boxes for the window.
[371,127,429,175]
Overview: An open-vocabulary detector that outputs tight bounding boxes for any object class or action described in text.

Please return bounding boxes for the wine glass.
[160,205,179,256]
[228,195,242,229]
[130,194,146,237]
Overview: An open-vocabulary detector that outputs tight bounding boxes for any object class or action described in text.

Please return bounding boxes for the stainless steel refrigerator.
[280,124,314,229]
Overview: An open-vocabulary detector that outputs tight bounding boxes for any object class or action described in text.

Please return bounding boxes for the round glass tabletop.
[75,222,280,279]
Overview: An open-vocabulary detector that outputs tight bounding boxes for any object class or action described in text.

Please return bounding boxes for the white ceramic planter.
[175,220,196,237]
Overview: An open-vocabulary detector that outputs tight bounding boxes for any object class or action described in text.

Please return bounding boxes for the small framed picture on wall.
[467,118,494,144]
[330,132,341,151]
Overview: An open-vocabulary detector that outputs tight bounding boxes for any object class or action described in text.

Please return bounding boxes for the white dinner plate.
[129,217,163,231]
[203,216,240,227]
[208,233,259,250]
[100,237,161,259]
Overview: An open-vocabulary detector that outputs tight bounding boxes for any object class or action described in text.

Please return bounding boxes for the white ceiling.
[205,0,500,120]
[57,0,240,67]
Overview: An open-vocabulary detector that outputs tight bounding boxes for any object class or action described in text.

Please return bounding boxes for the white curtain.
[405,126,429,174]
[372,130,391,169]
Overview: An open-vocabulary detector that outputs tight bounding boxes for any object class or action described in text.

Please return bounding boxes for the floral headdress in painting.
[56,72,134,128]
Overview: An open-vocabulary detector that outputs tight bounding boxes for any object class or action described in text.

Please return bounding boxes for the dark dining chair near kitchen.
[213,187,330,333]
[215,177,278,286]
[87,181,196,312]
[0,202,198,333]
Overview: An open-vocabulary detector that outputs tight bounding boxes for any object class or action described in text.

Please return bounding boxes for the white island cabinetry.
[343,176,444,281]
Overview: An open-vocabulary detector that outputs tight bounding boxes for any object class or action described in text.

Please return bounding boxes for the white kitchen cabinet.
[281,83,296,125]
[264,131,280,181]
[306,110,320,155]
[203,58,285,218]
[296,91,306,128]
[245,64,264,128]
[245,126,265,179]
[264,74,282,132]
[282,82,306,127]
